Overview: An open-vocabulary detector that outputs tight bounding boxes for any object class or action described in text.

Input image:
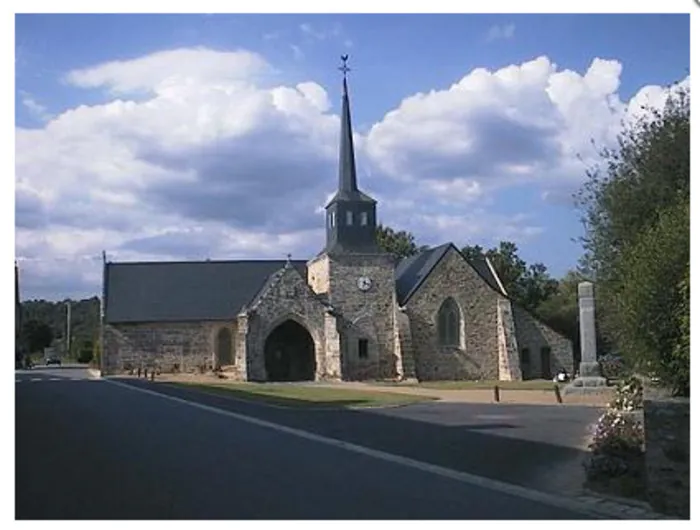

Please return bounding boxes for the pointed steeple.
[338,62,358,193]
[324,55,379,255]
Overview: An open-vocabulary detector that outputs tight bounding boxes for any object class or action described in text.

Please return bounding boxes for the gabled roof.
[395,244,452,305]
[394,243,507,305]
[105,260,306,323]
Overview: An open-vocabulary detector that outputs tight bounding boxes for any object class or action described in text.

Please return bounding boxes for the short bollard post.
[144,367,148,379]
[554,384,563,404]
[493,385,500,403]
[150,370,155,382]
[137,366,142,378]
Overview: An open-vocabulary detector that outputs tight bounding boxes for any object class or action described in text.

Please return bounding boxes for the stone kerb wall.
[643,397,690,518]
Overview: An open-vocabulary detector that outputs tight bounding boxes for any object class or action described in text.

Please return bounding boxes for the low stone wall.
[643,397,690,518]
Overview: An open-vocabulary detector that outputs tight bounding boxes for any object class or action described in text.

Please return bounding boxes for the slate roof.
[104,260,306,323]
[394,244,452,305]
[105,245,506,323]
[394,243,506,305]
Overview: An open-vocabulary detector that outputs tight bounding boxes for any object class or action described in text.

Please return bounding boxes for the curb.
[87,368,102,379]
[572,492,674,519]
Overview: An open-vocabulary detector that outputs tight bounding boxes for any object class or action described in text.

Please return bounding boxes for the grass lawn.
[383,379,560,391]
[166,382,438,409]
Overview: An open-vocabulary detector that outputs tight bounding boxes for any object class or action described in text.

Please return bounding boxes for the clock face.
[357,276,372,291]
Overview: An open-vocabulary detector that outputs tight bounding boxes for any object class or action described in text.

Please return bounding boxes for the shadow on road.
[123,378,590,496]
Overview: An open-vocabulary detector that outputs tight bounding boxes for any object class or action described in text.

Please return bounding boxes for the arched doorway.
[264,320,316,381]
[215,327,233,368]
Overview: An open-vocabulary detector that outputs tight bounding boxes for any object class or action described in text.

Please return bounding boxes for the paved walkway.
[314,380,612,406]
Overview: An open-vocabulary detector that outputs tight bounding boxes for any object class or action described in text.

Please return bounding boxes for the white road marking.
[30,378,42,382]
[103,378,621,519]
[49,378,62,381]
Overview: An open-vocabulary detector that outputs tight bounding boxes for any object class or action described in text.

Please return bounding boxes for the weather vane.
[339,54,350,77]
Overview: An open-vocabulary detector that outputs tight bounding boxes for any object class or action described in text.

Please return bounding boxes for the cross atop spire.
[339,54,351,78]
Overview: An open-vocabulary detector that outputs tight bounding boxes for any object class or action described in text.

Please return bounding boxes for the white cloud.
[15,48,688,300]
[366,56,687,201]
[16,47,341,299]
[64,47,270,95]
[486,23,516,42]
[20,93,51,122]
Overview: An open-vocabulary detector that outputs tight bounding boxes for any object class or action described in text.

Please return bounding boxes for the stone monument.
[563,281,607,394]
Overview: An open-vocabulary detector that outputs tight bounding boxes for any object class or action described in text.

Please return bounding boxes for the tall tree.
[462,241,558,312]
[575,85,689,395]
[376,224,428,259]
[20,319,54,354]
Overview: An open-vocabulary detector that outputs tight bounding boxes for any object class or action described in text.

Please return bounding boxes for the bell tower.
[324,54,379,255]
[307,55,399,381]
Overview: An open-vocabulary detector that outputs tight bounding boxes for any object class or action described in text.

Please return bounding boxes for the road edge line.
[103,378,624,520]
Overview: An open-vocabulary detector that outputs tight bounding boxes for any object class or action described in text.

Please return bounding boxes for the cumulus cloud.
[366,56,687,201]
[16,47,340,299]
[15,47,688,300]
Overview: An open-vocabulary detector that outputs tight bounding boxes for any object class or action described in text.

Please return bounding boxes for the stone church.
[102,64,574,382]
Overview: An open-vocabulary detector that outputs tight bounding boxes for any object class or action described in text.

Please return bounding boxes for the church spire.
[338,54,358,193]
[323,55,378,255]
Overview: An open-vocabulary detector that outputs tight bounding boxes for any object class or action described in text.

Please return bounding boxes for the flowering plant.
[609,375,644,411]
[589,408,644,457]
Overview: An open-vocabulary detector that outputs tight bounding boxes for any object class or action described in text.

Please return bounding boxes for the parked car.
[45,355,62,366]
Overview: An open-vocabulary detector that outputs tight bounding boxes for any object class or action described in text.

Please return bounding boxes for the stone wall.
[326,252,399,381]
[307,254,330,294]
[643,397,690,518]
[496,298,522,381]
[404,247,500,381]
[245,264,328,381]
[511,304,573,379]
[103,320,245,379]
[394,306,416,380]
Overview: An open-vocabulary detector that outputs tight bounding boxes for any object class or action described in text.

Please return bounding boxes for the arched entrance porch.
[264,319,316,381]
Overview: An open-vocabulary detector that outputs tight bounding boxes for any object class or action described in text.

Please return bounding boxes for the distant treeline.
[20,297,100,355]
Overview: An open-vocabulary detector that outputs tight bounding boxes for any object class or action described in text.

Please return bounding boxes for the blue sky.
[14,13,691,300]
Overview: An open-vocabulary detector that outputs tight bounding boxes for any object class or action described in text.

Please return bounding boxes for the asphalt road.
[16,370,597,520]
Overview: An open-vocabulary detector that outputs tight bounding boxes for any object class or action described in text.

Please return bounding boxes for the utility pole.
[100,251,106,375]
[66,301,72,358]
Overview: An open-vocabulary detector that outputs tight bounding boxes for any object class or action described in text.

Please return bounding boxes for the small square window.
[346,211,353,226]
[358,339,369,359]
[521,348,530,363]
[360,212,369,226]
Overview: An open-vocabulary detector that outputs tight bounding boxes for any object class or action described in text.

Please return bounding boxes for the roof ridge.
[107,259,309,266]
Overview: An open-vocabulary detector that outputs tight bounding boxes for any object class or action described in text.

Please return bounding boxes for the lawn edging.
[163,381,437,410]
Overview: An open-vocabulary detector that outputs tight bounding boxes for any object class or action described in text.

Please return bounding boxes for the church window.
[437,297,461,347]
[346,211,354,226]
[358,338,369,359]
[329,211,336,227]
[360,212,369,226]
